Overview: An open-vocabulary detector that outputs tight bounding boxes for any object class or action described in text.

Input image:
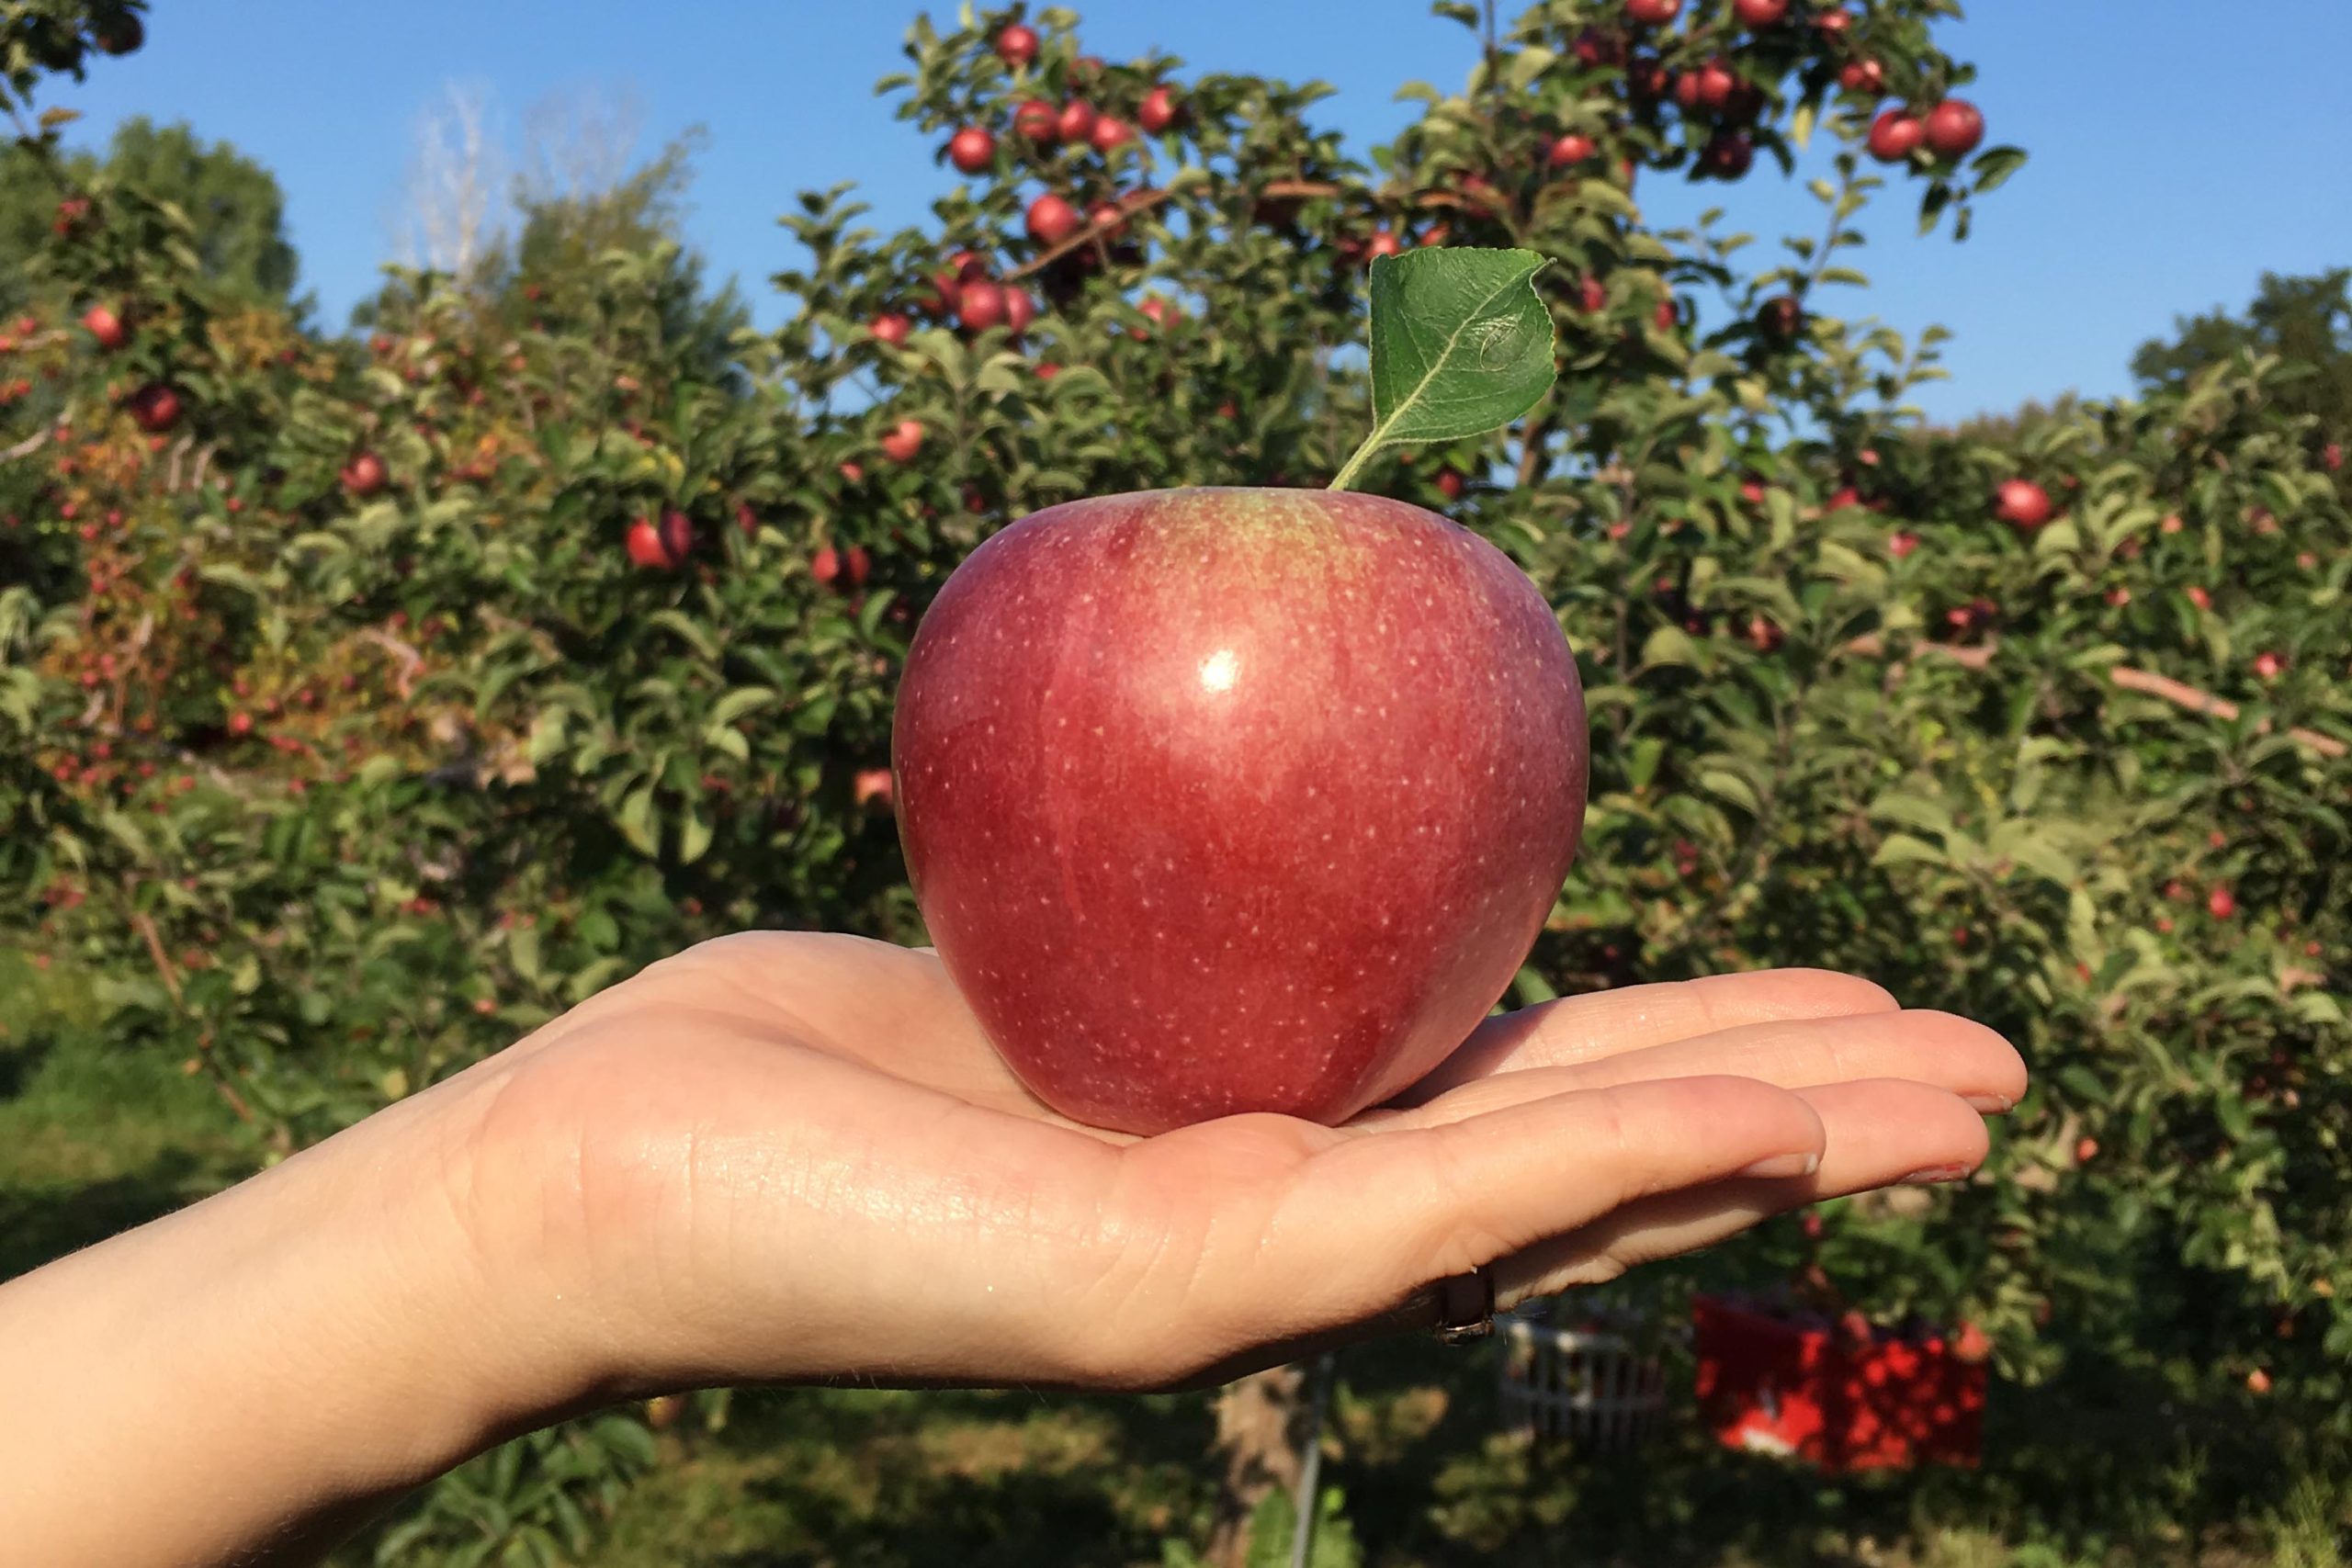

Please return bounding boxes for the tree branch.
[2108,664,2346,759]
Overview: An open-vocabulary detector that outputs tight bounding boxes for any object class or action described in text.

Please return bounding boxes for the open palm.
[443,932,2022,1396]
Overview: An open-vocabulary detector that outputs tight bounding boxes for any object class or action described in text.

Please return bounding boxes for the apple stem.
[1327,437,1385,493]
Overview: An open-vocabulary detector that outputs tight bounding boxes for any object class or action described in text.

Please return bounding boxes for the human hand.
[451,932,2024,1395]
[0,931,2022,1565]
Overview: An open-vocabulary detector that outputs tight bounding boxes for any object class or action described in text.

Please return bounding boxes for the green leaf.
[1330,248,1555,490]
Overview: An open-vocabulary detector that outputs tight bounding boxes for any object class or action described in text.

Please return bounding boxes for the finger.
[1367,1009,2025,1131]
[1148,1074,1826,1379]
[1401,969,1902,1103]
[1493,1078,1992,1304]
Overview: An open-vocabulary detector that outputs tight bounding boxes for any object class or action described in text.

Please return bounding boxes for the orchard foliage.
[4,0,2350,1551]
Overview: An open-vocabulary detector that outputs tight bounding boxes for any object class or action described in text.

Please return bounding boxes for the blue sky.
[34,1,2352,423]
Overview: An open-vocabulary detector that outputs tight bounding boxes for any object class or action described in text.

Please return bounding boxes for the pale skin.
[0,932,2025,1566]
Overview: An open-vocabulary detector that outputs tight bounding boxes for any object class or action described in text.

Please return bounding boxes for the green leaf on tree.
[1329,247,1555,491]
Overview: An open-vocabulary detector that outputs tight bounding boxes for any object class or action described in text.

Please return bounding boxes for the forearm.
[0,1072,601,1567]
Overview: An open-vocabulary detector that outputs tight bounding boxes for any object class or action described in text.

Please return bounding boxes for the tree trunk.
[1204,1364,1308,1568]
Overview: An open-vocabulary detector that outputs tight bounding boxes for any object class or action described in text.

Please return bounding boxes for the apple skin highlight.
[892,487,1589,1135]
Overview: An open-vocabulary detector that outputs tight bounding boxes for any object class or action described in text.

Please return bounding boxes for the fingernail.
[1736,1152,1821,1180]
[1964,1094,2014,1114]
[1901,1163,1973,1186]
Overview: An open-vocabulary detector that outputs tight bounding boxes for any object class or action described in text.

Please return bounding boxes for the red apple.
[1815,7,1853,32]
[1867,108,1925,163]
[880,420,925,463]
[1697,130,1753,179]
[1013,98,1058,141]
[626,516,679,570]
[2188,585,2211,610]
[1138,85,1182,134]
[1435,467,1466,501]
[1137,295,1182,330]
[1546,132,1598,169]
[93,11,142,53]
[891,488,1588,1135]
[1654,297,1679,332]
[1574,28,1625,67]
[1366,228,1404,260]
[340,452,388,497]
[1003,287,1037,335]
[995,23,1039,66]
[1889,530,1921,558]
[1733,0,1788,25]
[957,278,1008,332]
[1624,0,1680,24]
[81,304,127,350]
[2252,652,2284,682]
[1026,192,1083,247]
[1994,479,2052,529]
[1923,98,1985,160]
[948,126,997,174]
[126,382,181,433]
[854,767,895,813]
[871,311,912,345]
[1056,99,1099,144]
[2209,886,2238,919]
[1838,59,1884,96]
[1758,294,1804,340]
[1090,115,1134,152]
[1690,59,1738,113]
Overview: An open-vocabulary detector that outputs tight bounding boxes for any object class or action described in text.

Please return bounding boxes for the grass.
[0,943,262,1280]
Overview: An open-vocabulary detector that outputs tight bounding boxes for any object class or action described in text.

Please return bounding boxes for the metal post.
[1289,1351,1339,1568]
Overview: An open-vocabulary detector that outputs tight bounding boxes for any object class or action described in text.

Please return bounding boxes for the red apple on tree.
[1758,293,1804,340]
[1923,98,1985,160]
[1624,0,1680,25]
[1366,228,1404,260]
[1137,85,1182,134]
[340,452,388,497]
[1026,192,1082,247]
[625,511,691,570]
[1697,131,1753,179]
[1002,287,1037,335]
[81,304,127,350]
[1013,98,1058,141]
[1055,99,1099,144]
[956,278,1008,332]
[1546,132,1597,169]
[947,126,997,174]
[892,246,1583,1134]
[125,381,180,433]
[1733,0,1788,25]
[1838,59,1884,95]
[994,23,1038,66]
[880,420,925,463]
[871,311,911,345]
[1867,108,1925,162]
[1090,115,1134,152]
[854,767,895,813]
[1994,478,2052,529]
[92,11,142,53]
